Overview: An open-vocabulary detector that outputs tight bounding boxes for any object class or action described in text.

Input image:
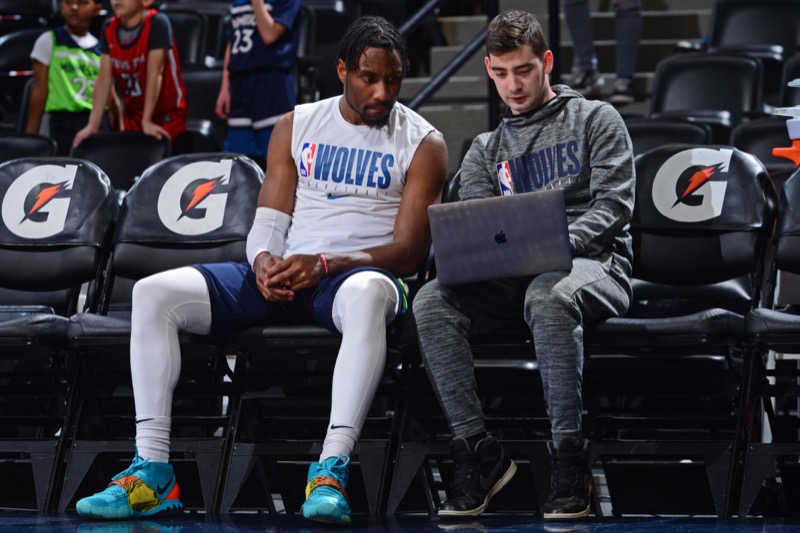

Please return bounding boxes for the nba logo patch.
[496,161,514,196]
[300,143,317,178]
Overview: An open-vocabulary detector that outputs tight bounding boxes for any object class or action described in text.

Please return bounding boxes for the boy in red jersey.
[73,0,187,147]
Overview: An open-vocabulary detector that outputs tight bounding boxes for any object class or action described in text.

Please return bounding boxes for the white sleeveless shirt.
[286,96,437,256]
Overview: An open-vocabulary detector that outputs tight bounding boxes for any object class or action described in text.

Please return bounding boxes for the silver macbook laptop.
[428,189,573,286]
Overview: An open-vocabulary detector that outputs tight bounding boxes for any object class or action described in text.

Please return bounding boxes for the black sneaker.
[542,437,591,521]
[438,435,517,517]
[569,71,604,98]
[608,78,634,105]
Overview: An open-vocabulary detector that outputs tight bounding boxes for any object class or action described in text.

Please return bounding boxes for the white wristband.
[246,207,292,270]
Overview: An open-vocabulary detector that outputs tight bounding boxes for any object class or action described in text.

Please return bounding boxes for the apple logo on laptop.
[494,230,507,244]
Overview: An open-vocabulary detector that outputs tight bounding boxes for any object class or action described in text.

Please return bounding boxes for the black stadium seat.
[738,165,800,516]
[624,117,711,157]
[163,8,208,69]
[0,0,56,36]
[649,53,763,144]
[780,54,800,107]
[707,0,800,106]
[0,28,47,128]
[585,144,777,517]
[0,131,57,163]
[731,117,796,190]
[0,156,117,511]
[70,131,171,192]
[174,68,225,155]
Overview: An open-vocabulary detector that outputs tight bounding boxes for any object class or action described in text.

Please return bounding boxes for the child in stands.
[73,0,186,148]
[215,0,301,166]
[27,0,108,155]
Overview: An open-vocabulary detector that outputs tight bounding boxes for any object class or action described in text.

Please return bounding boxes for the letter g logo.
[157,159,233,235]
[1,164,76,239]
[652,148,731,223]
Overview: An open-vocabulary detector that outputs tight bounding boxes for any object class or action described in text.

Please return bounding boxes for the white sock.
[320,426,360,463]
[136,416,171,464]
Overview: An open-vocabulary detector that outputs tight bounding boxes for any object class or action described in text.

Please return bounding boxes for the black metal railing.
[407,27,487,112]
[398,0,445,37]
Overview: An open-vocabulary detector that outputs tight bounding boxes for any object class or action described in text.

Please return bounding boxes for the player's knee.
[132,272,173,316]
[337,273,396,315]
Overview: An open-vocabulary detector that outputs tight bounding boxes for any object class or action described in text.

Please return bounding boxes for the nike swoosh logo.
[330,424,352,430]
[135,418,154,424]
[326,193,353,200]
[156,477,174,496]
[479,461,503,491]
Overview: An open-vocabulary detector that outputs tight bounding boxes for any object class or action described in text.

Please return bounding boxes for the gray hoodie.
[459,85,635,271]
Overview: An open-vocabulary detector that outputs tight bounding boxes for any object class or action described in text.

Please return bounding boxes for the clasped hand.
[253,253,325,302]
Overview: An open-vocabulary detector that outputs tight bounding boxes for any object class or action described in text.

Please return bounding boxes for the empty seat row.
[1,128,220,191]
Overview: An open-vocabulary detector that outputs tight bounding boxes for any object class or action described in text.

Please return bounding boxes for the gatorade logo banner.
[651,147,732,223]
[1,164,77,239]
[157,159,233,236]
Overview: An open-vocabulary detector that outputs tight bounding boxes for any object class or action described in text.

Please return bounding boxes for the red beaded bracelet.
[317,253,329,276]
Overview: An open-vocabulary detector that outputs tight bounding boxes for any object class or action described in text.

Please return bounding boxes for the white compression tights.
[322,271,399,461]
[129,267,399,464]
[130,267,212,463]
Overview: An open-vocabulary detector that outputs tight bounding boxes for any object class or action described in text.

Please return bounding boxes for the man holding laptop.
[413,9,635,521]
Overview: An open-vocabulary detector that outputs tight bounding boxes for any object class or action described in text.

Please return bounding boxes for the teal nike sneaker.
[76,454,184,520]
[301,455,352,525]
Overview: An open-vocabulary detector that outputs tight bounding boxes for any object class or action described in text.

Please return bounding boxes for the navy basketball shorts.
[193,261,407,336]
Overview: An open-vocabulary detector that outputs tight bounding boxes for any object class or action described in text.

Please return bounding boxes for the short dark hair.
[486,10,548,58]
[337,16,409,76]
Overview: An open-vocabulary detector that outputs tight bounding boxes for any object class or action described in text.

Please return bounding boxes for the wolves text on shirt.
[300,142,394,190]
[497,140,580,193]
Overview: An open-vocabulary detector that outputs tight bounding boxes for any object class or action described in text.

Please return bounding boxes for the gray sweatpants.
[413,254,631,447]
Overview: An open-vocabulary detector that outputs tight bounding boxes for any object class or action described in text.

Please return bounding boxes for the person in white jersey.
[75,15,448,526]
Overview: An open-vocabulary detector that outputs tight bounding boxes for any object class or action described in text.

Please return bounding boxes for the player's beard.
[344,79,393,129]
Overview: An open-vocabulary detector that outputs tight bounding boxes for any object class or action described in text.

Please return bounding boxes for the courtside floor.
[2,512,800,532]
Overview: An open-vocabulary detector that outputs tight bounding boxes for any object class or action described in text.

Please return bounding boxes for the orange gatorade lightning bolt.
[673,164,722,207]
[178,176,223,219]
[22,182,65,221]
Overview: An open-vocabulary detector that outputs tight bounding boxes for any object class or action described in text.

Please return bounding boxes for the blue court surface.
[2,513,800,532]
